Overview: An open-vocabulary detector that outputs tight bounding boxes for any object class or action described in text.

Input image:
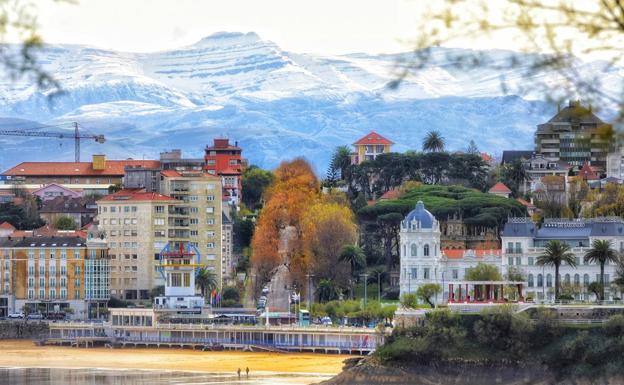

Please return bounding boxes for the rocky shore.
[318,357,624,385]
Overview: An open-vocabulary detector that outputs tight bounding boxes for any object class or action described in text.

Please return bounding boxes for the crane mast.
[0,122,105,162]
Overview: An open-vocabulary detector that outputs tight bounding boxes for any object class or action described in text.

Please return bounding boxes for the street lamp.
[361,273,369,306]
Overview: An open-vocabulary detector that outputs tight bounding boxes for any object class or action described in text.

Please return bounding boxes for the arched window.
[537,274,543,287]
[424,244,430,257]
[411,244,418,257]
[564,274,570,285]
[583,274,590,286]
[402,244,406,257]
[574,274,580,285]
[546,274,553,287]
[528,274,534,287]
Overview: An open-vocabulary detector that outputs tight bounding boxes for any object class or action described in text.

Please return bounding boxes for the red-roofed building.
[2,154,159,186]
[0,221,15,237]
[379,189,401,201]
[351,131,393,164]
[205,138,243,205]
[579,162,600,181]
[488,182,512,198]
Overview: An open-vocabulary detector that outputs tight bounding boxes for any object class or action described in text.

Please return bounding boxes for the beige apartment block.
[97,191,175,300]
[160,170,223,287]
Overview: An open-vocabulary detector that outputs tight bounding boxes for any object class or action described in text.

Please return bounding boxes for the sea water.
[0,367,332,385]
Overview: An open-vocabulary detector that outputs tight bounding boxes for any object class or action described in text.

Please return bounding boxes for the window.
[154,218,165,226]
[206,183,215,190]
[410,244,417,257]
[124,230,131,236]
[131,218,137,225]
[583,274,590,285]
[206,218,215,225]
[60,278,66,287]
[564,274,571,284]
[207,195,215,201]
[75,290,80,299]
[452,269,458,279]
[507,242,513,253]
[39,289,45,298]
[515,257,521,265]
[190,218,198,225]
[528,257,534,266]
[60,289,67,299]
[155,206,164,213]
[61,249,67,259]
[124,206,130,213]
[28,278,34,287]
[528,274,534,287]
[537,274,543,287]
[546,274,553,287]
[154,230,165,237]
[124,218,131,225]
[190,230,198,236]
[508,257,513,266]
[28,250,34,259]
[28,290,34,299]
[189,196,198,201]
[206,231,215,238]
[74,249,81,259]
[207,242,215,249]
[28,266,34,275]
[190,207,199,213]
[423,268,430,280]
[131,206,137,212]
[205,207,214,214]
[111,207,116,213]
[574,274,580,285]
[110,219,117,225]
[423,244,430,257]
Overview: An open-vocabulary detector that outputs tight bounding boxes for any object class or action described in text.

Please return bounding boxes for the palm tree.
[584,239,619,301]
[330,145,353,181]
[422,130,445,152]
[196,267,217,298]
[339,245,366,277]
[536,240,576,301]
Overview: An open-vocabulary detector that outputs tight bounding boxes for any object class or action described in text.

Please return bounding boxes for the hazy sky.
[33,0,444,54]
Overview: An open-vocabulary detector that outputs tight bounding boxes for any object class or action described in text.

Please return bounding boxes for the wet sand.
[0,340,350,375]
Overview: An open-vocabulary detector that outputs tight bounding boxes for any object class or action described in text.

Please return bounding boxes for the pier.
[46,321,385,355]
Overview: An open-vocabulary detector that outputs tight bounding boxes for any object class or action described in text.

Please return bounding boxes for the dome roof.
[404,201,435,228]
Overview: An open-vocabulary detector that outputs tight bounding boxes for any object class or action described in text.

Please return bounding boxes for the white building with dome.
[399,201,624,305]
[399,201,442,299]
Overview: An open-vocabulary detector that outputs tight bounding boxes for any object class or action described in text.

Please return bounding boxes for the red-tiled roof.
[489,182,512,194]
[353,131,393,145]
[379,189,401,200]
[99,189,175,202]
[579,162,599,180]
[0,222,15,230]
[3,160,160,177]
[160,170,182,177]
[480,152,493,163]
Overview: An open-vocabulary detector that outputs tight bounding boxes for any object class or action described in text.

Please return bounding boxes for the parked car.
[321,316,333,326]
[7,312,24,319]
[27,313,43,320]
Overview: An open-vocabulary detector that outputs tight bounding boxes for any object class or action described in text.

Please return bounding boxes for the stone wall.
[0,321,49,339]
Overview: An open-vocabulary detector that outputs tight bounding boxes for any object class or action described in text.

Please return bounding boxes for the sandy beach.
[0,339,351,375]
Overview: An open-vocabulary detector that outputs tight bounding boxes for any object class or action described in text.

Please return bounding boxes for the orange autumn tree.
[251,158,320,284]
[300,201,357,289]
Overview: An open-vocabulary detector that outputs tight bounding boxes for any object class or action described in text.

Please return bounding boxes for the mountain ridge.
[0,32,618,172]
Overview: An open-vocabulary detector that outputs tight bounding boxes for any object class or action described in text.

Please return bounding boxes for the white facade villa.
[399,201,624,304]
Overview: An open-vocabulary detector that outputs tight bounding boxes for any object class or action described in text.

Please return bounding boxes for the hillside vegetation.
[358,185,526,227]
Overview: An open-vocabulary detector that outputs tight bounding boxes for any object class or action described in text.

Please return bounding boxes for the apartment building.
[98,171,223,300]
[0,228,110,319]
[97,190,176,300]
[159,170,223,283]
[204,139,243,205]
[535,101,613,170]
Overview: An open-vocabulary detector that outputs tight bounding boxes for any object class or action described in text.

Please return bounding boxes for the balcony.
[505,249,523,254]
[168,219,190,228]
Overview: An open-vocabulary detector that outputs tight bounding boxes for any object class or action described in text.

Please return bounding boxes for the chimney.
[235,141,238,147]
[92,154,106,170]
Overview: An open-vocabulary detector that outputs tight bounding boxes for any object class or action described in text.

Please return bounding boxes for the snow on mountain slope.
[0,31,619,172]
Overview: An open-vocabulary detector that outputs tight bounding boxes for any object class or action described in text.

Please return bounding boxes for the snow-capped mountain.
[0,31,619,172]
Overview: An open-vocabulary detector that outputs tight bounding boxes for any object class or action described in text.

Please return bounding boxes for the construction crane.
[0,122,105,162]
